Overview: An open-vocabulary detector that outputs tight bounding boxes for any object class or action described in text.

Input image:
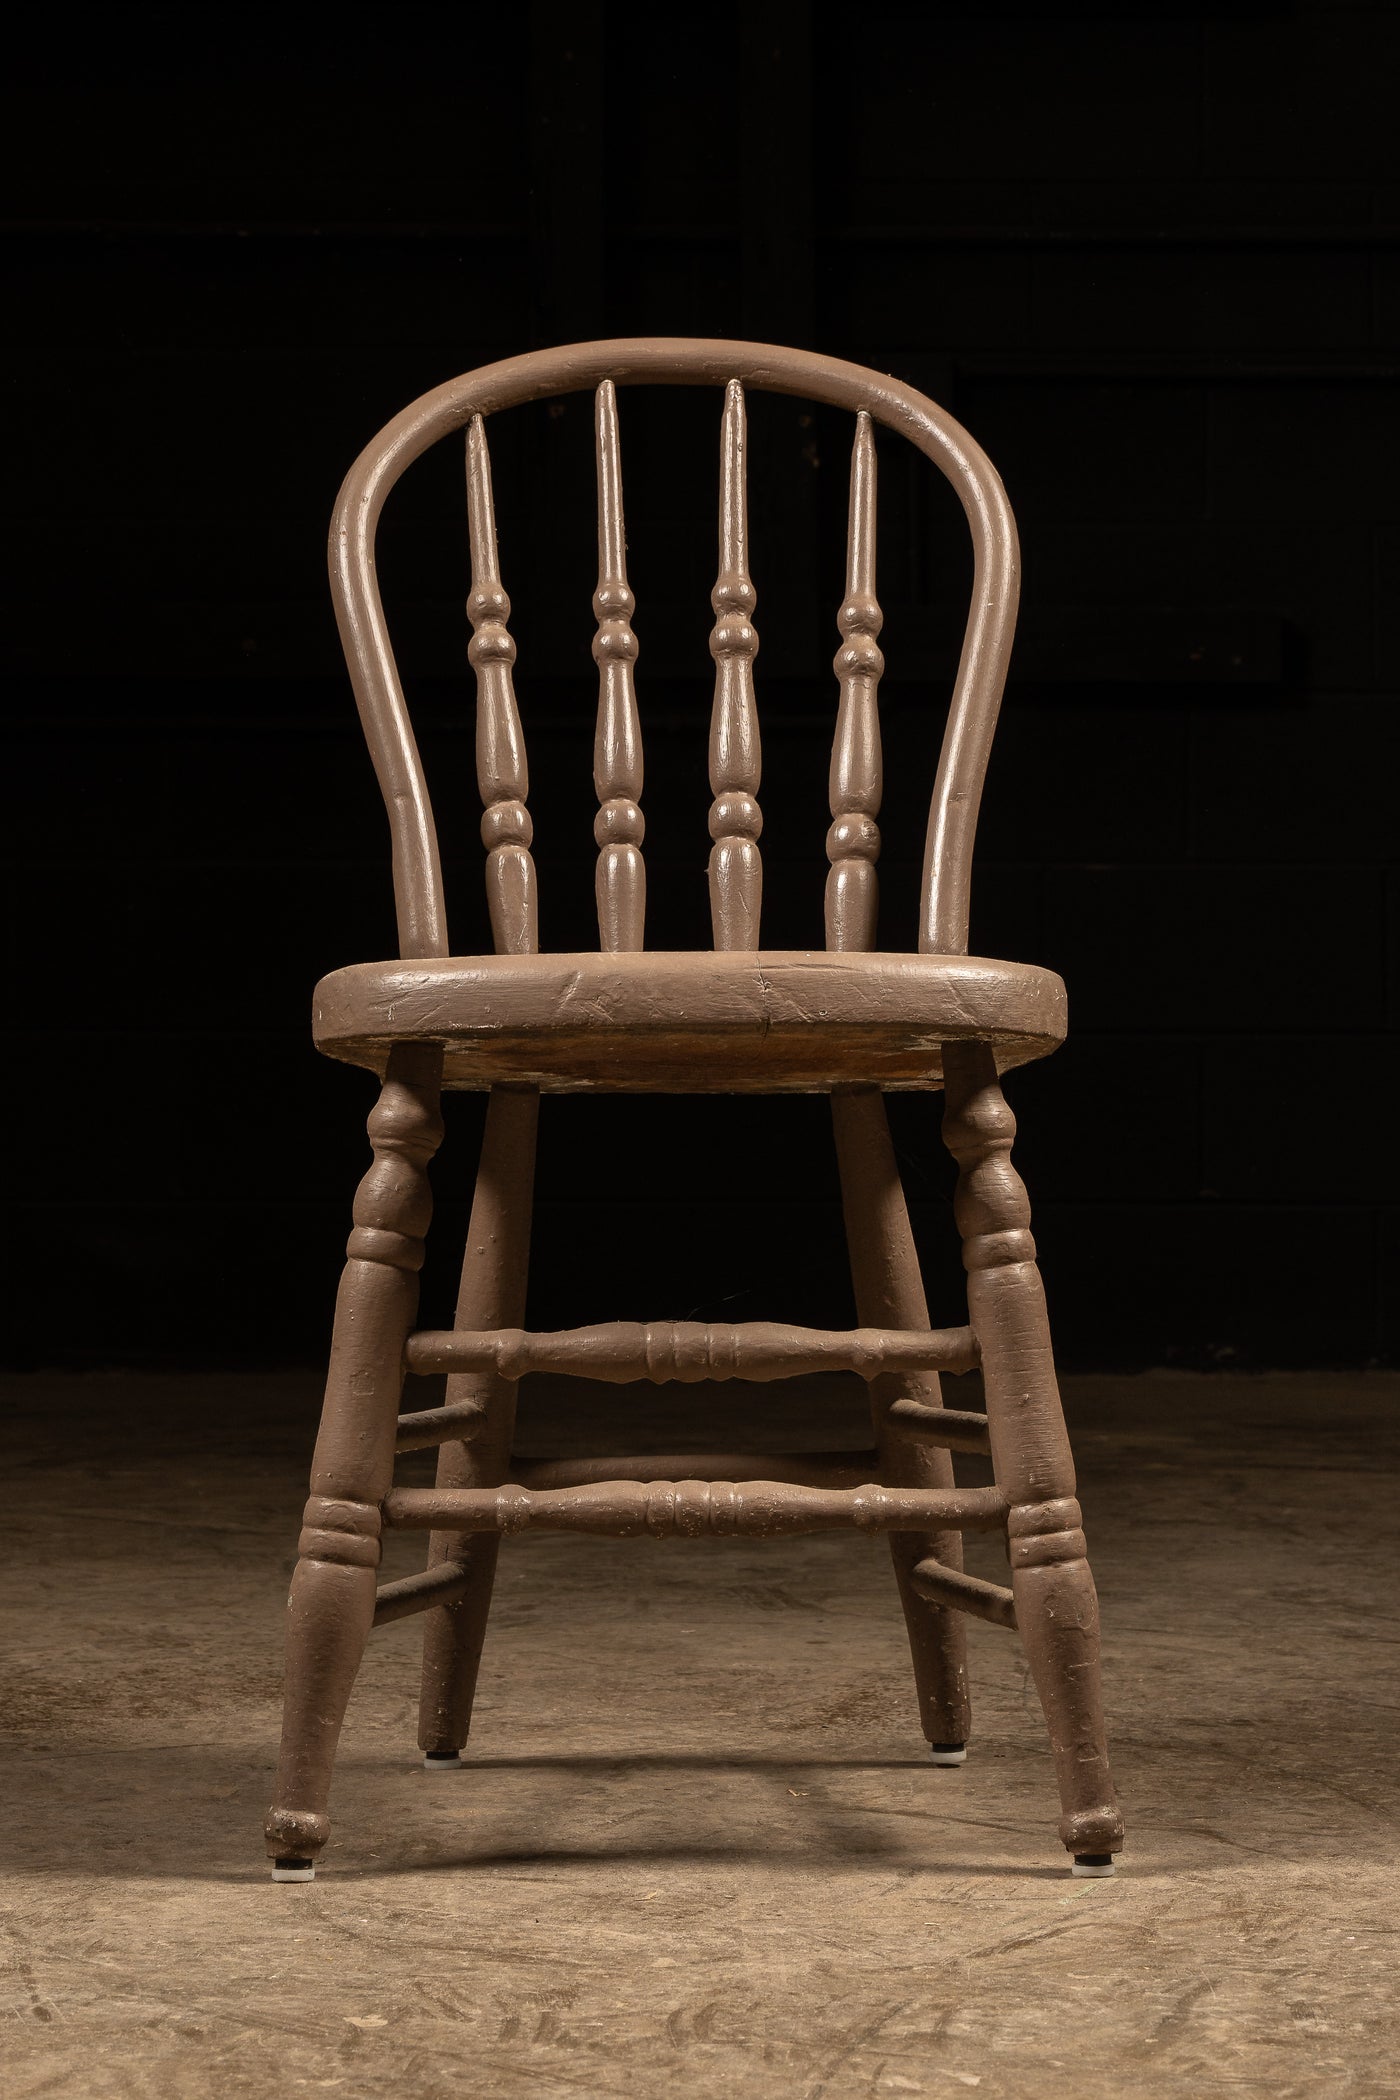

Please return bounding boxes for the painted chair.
[265,340,1123,1882]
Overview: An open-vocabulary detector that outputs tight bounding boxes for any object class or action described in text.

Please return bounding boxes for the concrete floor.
[2,1369,1398,2099]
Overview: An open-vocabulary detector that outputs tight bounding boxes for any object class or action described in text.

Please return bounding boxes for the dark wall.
[5,2,1397,1370]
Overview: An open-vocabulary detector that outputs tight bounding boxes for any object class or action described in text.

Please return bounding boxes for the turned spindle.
[826,412,885,953]
[385,1478,1009,1540]
[467,414,537,956]
[592,380,646,951]
[708,379,763,950]
[403,1317,980,1384]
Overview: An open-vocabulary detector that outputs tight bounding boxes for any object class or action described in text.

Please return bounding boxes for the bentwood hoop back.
[266,339,1124,1881]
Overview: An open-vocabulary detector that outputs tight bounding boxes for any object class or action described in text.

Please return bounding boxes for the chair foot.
[1072,1853,1116,1878]
[928,1742,967,1766]
[271,1857,316,1882]
[423,1750,465,1772]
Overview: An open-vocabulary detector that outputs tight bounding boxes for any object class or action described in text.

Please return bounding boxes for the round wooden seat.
[312,949,1067,1093]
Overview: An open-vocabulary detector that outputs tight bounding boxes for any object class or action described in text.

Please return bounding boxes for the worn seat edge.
[310,948,1068,1092]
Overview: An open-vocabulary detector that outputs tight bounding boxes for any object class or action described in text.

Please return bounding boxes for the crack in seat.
[313,949,1068,1093]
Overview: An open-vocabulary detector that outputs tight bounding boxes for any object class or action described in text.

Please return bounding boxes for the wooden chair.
[265,339,1123,1882]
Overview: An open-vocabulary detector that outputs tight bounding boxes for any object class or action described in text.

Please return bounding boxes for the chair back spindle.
[708,379,763,951]
[591,381,646,951]
[826,411,885,953]
[466,414,538,956]
[329,341,1020,967]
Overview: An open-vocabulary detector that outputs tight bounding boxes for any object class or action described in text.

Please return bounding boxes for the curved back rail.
[328,338,1020,962]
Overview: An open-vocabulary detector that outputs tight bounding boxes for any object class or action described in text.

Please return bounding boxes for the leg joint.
[942,1083,1016,1161]
[298,1495,382,1568]
[962,1228,1037,1273]
[345,1225,426,1271]
[1007,1497,1085,1570]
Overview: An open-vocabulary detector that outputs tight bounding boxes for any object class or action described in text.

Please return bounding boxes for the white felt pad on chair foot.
[1071,1858,1116,1878]
[928,1745,968,1766]
[423,1752,465,1772]
[270,1863,316,1882]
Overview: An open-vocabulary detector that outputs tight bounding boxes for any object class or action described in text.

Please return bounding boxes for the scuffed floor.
[2,1370,1397,2098]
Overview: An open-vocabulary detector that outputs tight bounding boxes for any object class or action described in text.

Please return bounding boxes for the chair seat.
[312,950,1067,1093]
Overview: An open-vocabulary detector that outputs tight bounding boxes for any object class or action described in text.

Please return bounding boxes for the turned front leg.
[265,1045,443,1873]
[942,1041,1123,1866]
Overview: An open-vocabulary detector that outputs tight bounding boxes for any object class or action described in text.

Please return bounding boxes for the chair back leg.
[833,1089,972,1753]
[417,1086,540,1761]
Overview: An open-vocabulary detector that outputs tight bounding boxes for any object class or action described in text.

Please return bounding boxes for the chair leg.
[417,1086,539,1764]
[832,1089,972,1758]
[941,1042,1124,1870]
[265,1044,444,1877]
